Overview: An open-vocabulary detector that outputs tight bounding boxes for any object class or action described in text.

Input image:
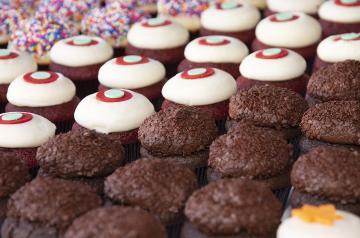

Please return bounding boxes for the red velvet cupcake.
[237,48,309,96]
[318,0,360,38]
[6,71,79,133]
[264,0,325,17]
[125,18,189,77]
[252,12,322,61]
[0,112,56,168]
[98,55,166,109]
[73,88,155,161]
[313,32,360,72]
[200,2,260,46]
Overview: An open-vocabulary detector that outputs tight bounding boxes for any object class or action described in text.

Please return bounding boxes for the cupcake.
[252,12,322,61]
[306,60,360,105]
[36,129,125,194]
[106,0,158,15]
[299,100,360,153]
[161,68,237,126]
[318,0,360,38]
[265,0,325,17]
[98,55,166,108]
[0,0,39,9]
[50,35,113,98]
[0,112,55,168]
[228,85,308,140]
[1,177,101,238]
[0,49,37,111]
[313,33,360,72]
[278,204,360,238]
[291,146,360,216]
[6,71,79,133]
[237,48,308,95]
[104,158,197,225]
[126,18,189,77]
[178,36,249,78]
[200,2,261,46]
[208,123,293,190]
[64,206,166,238]
[73,89,155,161]
[182,178,282,238]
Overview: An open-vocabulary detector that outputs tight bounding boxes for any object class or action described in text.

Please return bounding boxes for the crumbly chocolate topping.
[138,106,218,156]
[64,206,166,238]
[36,129,125,178]
[185,179,281,236]
[307,60,360,101]
[104,158,197,222]
[6,177,101,231]
[229,85,308,129]
[301,100,360,145]
[209,124,292,178]
[291,146,360,203]
[0,157,30,198]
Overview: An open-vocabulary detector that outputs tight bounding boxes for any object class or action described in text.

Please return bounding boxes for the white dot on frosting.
[0,49,11,57]
[123,55,142,63]
[275,12,294,21]
[263,48,282,56]
[188,68,207,76]
[340,32,359,40]
[31,72,51,80]
[147,18,166,26]
[73,36,92,45]
[221,1,239,9]
[104,89,125,99]
[205,36,225,44]
[1,112,23,121]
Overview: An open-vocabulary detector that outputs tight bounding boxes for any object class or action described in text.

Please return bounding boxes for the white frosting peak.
[319,0,360,23]
[267,0,325,14]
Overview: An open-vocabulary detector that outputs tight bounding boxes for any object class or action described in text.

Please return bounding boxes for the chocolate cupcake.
[278,204,360,238]
[252,12,322,61]
[1,177,101,238]
[6,71,79,133]
[237,48,308,95]
[313,33,360,72]
[36,129,125,194]
[299,100,360,153]
[0,157,30,225]
[178,36,249,78]
[290,146,360,216]
[0,49,37,111]
[98,55,166,108]
[64,206,166,238]
[228,85,308,140]
[138,106,218,171]
[306,60,360,105]
[0,112,56,168]
[182,178,282,238]
[50,35,113,98]
[200,2,261,46]
[265,0,324,17]
[208,124,293,190]
[126,18,189,77]
[104,158,197,225]
[318,0,360,38]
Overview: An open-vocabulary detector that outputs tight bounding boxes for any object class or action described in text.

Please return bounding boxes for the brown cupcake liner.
[55,119,75,134]
[215,119,227,135]
[74,80,99,99]
[123,143,141,164]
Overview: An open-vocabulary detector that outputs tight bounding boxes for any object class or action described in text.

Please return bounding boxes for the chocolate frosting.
[209,124,292,178]
[6,177,101,231]
[291,146,360,203]
[36,129,125,178]
[307,60,360,102]
[138,106,218,156]
[64,206,166,238]
[229,85,308,129]
[185,179,281,236]
[104,158,197,223]
[301,100,360,145]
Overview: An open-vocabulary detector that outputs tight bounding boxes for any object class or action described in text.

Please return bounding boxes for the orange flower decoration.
[292,204,343,225]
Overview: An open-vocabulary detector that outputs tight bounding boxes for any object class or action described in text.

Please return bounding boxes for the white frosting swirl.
[74,90,155,133]
[319,0,360,23]
[98,57,166,89]
[267,0,325,14]
[317,33,360,62]
[162,68,237,106]
[277,210,360,238]
[0,50,37,84]
[127,18,190,49]
[50,35,113,67]
[240,49,306,81]
[255,12,322,48]
[0,113,56,148]
[201,3,261,32]
[7,72,76,107]
[184,36,249,63]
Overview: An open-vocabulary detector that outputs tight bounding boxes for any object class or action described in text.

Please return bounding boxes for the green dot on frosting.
[123,55,142,63]
[188,68,207,76]
[275,12,293,21]
[221,1,238,9]
[105,89,125,99]
[206,36,224,44]
[263,48,282,56]
[341,0,357,4]
[147,18,165,26]
[73,36,92,45]
[0,49,11,57]
[1,112,23,121]
[340,32,359,40]
[31,72,51,80]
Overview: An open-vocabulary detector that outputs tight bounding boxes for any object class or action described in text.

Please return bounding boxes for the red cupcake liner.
[320,19,360,38]
[0,147,38,168]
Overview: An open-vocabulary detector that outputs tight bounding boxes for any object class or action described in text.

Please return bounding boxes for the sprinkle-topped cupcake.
[265,0,325,17]
[106,0,158,14]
